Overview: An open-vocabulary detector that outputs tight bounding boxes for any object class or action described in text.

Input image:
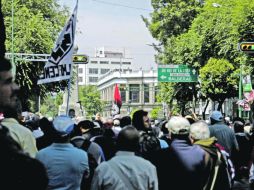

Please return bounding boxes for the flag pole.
[66,69,72,116]
[66,0,78,116]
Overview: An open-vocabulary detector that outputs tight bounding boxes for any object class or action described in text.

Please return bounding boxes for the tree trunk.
[181,102,186,116]
[202,100,210,120]
[217,100,224,111]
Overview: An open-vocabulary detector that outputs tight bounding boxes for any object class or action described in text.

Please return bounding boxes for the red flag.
[112,84,122,116]
[114,84,122,108]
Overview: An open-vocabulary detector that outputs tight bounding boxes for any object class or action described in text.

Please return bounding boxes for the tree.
[150,107,162,120]
[145,0,254,115]
[144,0,202,45]
[199,58,238,111]
[2,0,70,110]
[79,85,104,119]
[40,92,63,118]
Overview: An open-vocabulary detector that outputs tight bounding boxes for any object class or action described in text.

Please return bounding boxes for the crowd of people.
[2,57,254,190]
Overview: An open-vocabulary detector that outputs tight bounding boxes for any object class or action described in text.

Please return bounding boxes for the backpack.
[215,144,235,189]
[139,130,161,155]
[71,137,98,190]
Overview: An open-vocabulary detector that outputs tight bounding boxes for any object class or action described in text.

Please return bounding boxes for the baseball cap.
[210,111,223,121]
[53,115,75,136]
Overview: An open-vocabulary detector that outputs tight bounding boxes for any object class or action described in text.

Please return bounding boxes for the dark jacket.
[151,137,209,190]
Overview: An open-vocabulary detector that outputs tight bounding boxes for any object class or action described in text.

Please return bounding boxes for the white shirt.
[91,151,158,190]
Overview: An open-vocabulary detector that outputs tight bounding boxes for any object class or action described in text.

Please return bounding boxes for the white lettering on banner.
[37,64,72,84]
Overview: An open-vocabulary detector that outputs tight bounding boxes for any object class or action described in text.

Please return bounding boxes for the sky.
[58,0,157,69]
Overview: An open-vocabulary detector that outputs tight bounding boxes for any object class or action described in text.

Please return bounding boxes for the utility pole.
[238,63,243,117]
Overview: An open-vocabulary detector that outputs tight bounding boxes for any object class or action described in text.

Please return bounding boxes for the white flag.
[37,1,78,84]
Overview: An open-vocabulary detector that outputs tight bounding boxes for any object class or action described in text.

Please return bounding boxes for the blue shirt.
[209,122,239,155]
[159,139,169,149]
[36,143,89,190]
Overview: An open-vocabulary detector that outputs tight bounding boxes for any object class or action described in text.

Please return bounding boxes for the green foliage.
[156,82,175,104]
[146,0,254,109]
[40,92,63,117]
[146,0,202,44]
[150,107,162,120]
[79,85,104,118]
[199,58,238,102]
[2,0,70,110]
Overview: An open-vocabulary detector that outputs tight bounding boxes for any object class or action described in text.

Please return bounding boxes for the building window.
[122,62,131,65]
[89,68,98,74]
[78,77,83,82]
[89,77,98,83]
[78,68,83,74]
[91,61,98,64]
[144,84,149,103]
[119,84,126,103]
[100,61,109,64]
[111,61,120,64]
[101,69,110,74]
[129,84,140,103]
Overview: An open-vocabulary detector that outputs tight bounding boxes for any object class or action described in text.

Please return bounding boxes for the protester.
[209,110,239,156]
[0,57,48,189]
[71,120,105,164]
[120,115,131,128]
[36,117,56,150]
[151,116,209,190]
[190,120,232,190]
[1,98,38,157]
[91,125,158,190]
[36,115,89,190]
[231,120,252,180]
[132,109,161,160]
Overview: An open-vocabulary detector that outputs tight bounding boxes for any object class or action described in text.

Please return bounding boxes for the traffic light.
[72,54,89,64]
[239,42,254,54]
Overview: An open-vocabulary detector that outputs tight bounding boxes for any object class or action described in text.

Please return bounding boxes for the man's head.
[52,115,75,142]
[210,110,223,124]
[68,109,75,119]
[116,125,140,152]
[2,98,22,120]
[233,121,245,133]
[120,116,131,128]
[95,112,101,120]
[0,58,19,111]
[132,109,150,131]
[190,121,210,142]
[167,116,190,137]
[77,120,96,133]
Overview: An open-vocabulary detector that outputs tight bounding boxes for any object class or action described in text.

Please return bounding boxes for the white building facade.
[97,69,163,118]
[78,47,133,86]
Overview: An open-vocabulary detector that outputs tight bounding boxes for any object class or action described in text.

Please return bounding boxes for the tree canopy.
[79,85,104,119]
[146,0,254,112]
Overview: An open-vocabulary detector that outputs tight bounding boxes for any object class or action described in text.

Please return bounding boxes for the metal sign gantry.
[5,53,89,64]
[5,53,50,62]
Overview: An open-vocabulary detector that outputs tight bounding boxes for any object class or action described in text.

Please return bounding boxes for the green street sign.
[158,64,198,82]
